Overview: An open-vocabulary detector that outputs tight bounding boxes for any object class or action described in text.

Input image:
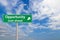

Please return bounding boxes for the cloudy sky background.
[0,0,60,40]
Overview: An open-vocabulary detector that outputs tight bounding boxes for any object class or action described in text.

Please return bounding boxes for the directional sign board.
[3,15,32,22]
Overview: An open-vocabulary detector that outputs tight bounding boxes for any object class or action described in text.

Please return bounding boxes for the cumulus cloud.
[29,0,54,20]
[29,0,60,30]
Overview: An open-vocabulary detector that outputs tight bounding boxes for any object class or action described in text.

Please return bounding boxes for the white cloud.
[29,0,60,30]
[0,0,8,6]
[29,0,54,20]
[42,0,60,10]
[16,3,26,14]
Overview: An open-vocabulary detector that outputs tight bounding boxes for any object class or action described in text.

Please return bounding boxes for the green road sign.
[3,15,32,22]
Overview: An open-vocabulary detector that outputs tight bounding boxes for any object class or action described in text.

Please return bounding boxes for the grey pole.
[16,23,18,40]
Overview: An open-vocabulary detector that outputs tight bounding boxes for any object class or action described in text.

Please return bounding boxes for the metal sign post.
[2,14,32,40]
[16,23,18,40]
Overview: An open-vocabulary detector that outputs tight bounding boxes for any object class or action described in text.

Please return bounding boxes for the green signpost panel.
[3,15,32,22]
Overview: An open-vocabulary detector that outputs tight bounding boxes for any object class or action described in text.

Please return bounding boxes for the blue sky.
[0,0,60,40]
